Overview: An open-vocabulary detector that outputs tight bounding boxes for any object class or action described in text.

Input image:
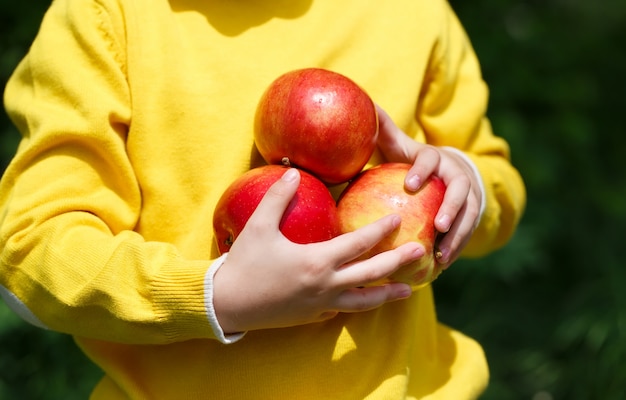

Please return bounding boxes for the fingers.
[334,240,425,288]
[375,104,418,163]
[434,173,471,234]
[320,214,402,267]
[436,217,470,267]
[332,282,413,313]
[433,185,468,266]
[436,195,480,266]
[434,174,481,266]
[405,146,440,192]
[375,105,441,193]
[248,168,301,229]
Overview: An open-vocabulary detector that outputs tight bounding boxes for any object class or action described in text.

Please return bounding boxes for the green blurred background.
[1,0,625,398]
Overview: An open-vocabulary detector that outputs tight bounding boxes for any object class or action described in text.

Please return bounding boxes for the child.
[0,0,526,398]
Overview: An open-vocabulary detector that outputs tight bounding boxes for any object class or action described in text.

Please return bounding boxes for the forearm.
[0,205,215,344]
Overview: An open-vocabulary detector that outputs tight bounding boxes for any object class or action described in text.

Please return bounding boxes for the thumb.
[251,168,301,227]
[376,104,418,163]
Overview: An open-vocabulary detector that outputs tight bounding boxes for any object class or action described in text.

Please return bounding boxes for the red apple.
[254,68,379,185]
[213,165,341,254]
[336,163,446,290]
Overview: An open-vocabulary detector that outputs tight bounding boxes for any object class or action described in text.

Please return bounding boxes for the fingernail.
[411,243,425,259]
[320,311,339,320]
[281,168,299,182]
[437,214,451,232]
[406,175,420,191]
[398,287,412,299]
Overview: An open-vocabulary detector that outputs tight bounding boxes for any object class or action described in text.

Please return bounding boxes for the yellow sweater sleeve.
[417,2,526,257]
[0,0,215,344]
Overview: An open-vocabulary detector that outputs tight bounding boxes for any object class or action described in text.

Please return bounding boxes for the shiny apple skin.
[337,163,446,290]
[254,68,378,185]
[213,165,341,254]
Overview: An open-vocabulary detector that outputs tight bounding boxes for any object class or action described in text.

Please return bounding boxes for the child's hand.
[375,105,483,268]
[213,168,424,334]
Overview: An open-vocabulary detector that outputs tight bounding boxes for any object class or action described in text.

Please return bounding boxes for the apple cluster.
[213,68,446,290]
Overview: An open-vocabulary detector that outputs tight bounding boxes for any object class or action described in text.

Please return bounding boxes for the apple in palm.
[254,68,379,185]
[213,165,341,254]
[337,163,446,290]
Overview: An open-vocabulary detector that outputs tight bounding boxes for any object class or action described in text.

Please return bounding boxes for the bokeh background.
[1,0,625,398]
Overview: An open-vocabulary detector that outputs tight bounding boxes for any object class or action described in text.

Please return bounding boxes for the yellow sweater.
[0,0,526,398]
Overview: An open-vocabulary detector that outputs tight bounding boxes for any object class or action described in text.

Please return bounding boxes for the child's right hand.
[212,168,425,334]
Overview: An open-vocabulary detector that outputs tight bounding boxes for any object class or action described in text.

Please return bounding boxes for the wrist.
[204,253,246,344]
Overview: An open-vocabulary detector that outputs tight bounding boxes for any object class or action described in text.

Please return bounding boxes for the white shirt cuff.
[442,146,487,225]
[204,253,246,344]
[0,284,49,330]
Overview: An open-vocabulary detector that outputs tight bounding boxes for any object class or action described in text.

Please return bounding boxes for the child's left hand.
[375,105,483,268]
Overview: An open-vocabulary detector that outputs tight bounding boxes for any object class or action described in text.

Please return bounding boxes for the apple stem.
[281,157,291,167]
[225,235,234,248]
